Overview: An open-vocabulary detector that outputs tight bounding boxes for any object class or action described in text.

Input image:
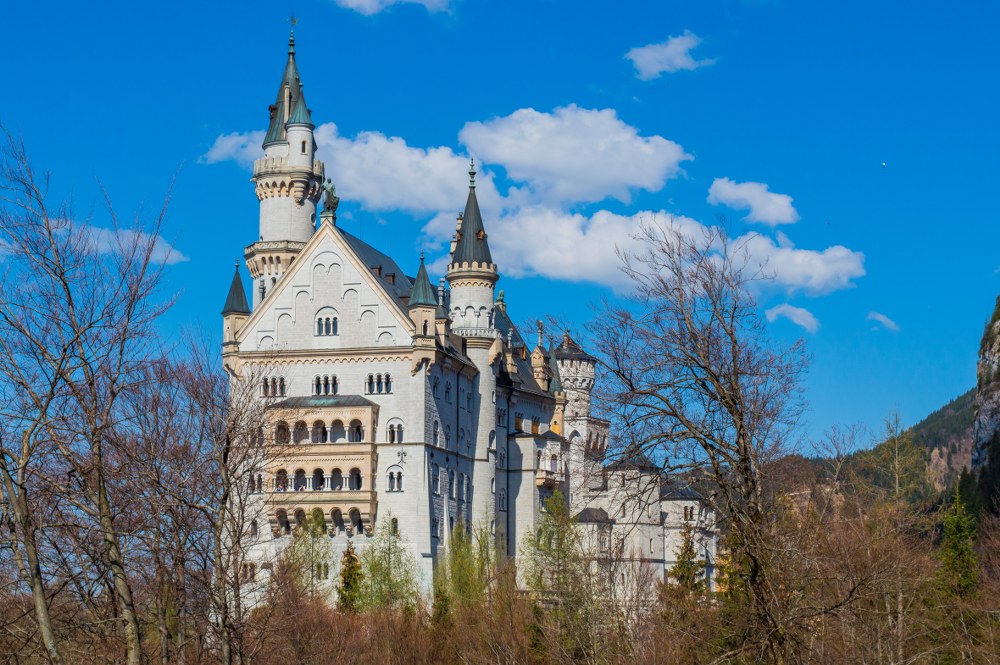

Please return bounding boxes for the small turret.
[222,263,251,350]
[446,160,499,336]
[408,254,437,338]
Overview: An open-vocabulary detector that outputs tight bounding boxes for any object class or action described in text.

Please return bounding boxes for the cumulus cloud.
[83,225,189,265]
[867,311,900,332]
[333,0,450,15]
[765,304,819,333]
[740,232,865,295]
[708,177,799,225]
[460,105,690,205]
[314,123,502,214]
[626,31,716,80]
[200,130,265,168]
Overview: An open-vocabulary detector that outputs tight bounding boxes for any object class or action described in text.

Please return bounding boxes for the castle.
[221,34,717,597]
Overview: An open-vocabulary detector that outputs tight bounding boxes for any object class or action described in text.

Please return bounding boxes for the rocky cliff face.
[973,297,1000,471]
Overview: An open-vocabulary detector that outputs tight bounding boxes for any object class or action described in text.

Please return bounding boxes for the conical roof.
[548,344,563,394]
[287,89,313,126]
[408,255,437,308]
[263,34,304,146]
[451,162,493,267]
[222,265,251,316]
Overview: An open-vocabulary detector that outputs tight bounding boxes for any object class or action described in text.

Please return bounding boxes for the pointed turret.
[222,263,251,352]
[446,160,498,337]
[450,160,494,268]
[246,32,325,307]
[409,254,437,308]
[222,264,251,315]
[263,32,305,147]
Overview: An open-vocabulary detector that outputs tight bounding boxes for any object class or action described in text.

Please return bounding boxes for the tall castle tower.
[245,31,326,307]
[446,162,501,526]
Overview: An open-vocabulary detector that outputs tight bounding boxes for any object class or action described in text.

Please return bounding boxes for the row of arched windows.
[273,467,364,492]
[275,507,365,536]
[316,316,339,336]
[365,373,392,394]
[274,419,364,444]
[262,377,286,397]
[429,465,471,502]
[314,375,339,396]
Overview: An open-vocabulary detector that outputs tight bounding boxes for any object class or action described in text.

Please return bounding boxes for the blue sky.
[2,0,998,447]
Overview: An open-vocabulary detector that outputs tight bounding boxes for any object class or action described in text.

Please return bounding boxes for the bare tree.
[592,221,811,662]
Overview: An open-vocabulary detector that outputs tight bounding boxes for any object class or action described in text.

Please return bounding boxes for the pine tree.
[940,487,979,597]
[336,542,363,613]
[668,523,705,595]
[359,513,419,610]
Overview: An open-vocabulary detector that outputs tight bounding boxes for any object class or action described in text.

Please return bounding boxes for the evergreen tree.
[939,487,979,597]
[335,542,363,613]
[359,514,419,610]
[668,523,706,594]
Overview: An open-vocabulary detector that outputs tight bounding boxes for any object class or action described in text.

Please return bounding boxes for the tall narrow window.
[317,319,323,335]
[278,378,285,396]
[384,374,392,393]
[301,140,306,154]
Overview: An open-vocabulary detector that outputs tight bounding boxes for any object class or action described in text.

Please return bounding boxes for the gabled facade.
[223,36,716,598]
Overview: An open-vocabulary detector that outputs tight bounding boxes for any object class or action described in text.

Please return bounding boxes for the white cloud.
[765,304,819,333]
[333,0,450,15]
[626,31,716,80]
[708,177,799,225]
[460,105,690,205]
[740,232,865,295]
[83,225,189,265]
[867,311,900,332]
[200,130,265,168]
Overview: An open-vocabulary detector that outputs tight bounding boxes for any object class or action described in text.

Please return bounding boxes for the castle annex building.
[222,35,717,595]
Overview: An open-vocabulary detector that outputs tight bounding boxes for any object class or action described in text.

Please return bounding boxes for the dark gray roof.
[287,89,313,127]
[660,480,703,501]
[554,331,597,363]
[451,166,493,266]
[268,395,376,410]
[575,507,613,524]
[222,266,251,316]
[339,229,415,309]
[548,344,563,394]
[493,307,553,399]
[408,255,436,308]
[263,36,305,146]
[606,443,660,473]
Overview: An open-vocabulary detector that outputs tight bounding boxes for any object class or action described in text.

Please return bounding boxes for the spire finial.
[469,157,476,189]
[287,12,298,52]
[420,251,425,263]
[234,260,240,269]
[537,320,544,347]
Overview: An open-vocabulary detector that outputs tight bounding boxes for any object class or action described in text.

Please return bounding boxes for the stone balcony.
[535,468,565,489]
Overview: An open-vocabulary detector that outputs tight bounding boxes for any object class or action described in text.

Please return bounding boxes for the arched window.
[324,317,331,335]
[432,376,440,397]
[323,376,330,395]
[349,468,362,491]
[550,455,557,473]
[313,468,325,491]
[350,508,363,534]
[278,378,286,397]
[332,317,339,335]
[262,378,270,396]
[311,420,326,444]
[314,376,322,395]
[466,477,472,502]
[275,469,288,492]
[316,319,323,335]
[388,472,396,491]
[294,509,306,530]
[332,509,345,533]
[248,563,256,580]
[277,509,290,535]
[499,489,507,511]
[445,382,452,402]
[433,421,439,446]
[349,420,363,443]
[396,424,403,441]
[431,464,440,494]
[366,375,375,394]
[270,378,278,396]
[376,374,383,394]
[449,469,455,498]
[445,426,451,450]
[294,469,307,491]
[384,374,392,393]
[391,517,398,535]
[331,376,338,394]
[331,468,343,491]
[397,471,403,491]
[250,519,258,538]
[388,426,396,444]
[457,474,464,501]
[293,421,308,444]
[275,422,290,445]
